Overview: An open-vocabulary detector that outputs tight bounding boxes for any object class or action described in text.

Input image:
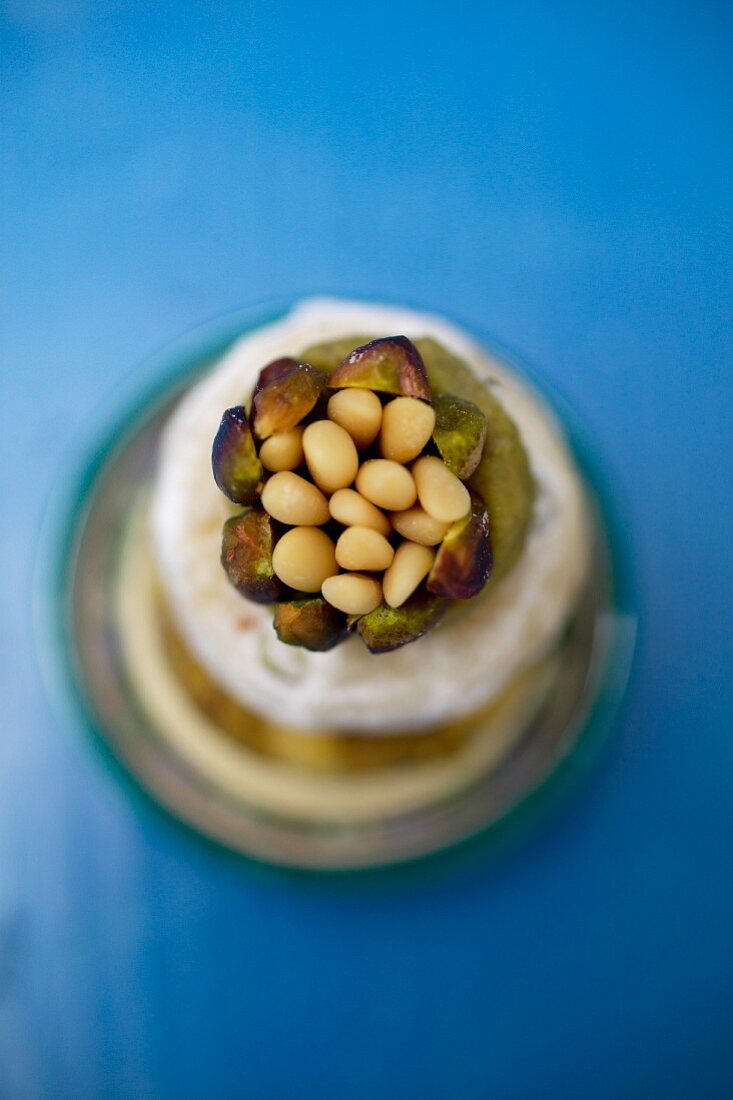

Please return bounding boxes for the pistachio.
[211,406,263,505]
[259,427,305,472]
[379,396,436,464]
[322,573,383,616]
[252,356,300,397]
[329,336,431,401]
[355,590,448,653]
[251,360,328,439]
[412,455,471,524]
[221,507,283,603]
[260,471,330,526]
[432,393,487,479]
[428,494,492,599]
[327,388,383,448]
[299,336,374,372]
[273,597,347,651]
[271,527,338,592]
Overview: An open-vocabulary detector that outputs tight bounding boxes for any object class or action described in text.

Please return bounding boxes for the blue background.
[2,2,732,1097]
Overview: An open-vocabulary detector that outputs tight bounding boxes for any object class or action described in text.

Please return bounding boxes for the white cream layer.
[151,298,590,735]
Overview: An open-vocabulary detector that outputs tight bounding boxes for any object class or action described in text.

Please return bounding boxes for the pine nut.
[379,396,435,463]
[390,506,450,546]
[335,525,395,572]
[412,455,471,523]
[355,459,417,511]
[322,573,383,615]
[271,527,337,592]
[302,420,359,493]
[327,389,383,449]
[382,541,435,608]
[328,488,391,536]
[260,471,330,526]
[259,427,305,472]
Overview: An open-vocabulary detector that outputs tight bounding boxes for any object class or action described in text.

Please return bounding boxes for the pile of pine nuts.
[261,391,471,615]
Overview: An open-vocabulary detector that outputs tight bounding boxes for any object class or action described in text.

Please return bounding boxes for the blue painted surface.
[2,2,732,1098]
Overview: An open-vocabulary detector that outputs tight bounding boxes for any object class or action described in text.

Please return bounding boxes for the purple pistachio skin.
[427,493,492,600]
[431,393,487,479]
[252,357,301,399]
[273,598,348,652]
[221,507,284,604]
[211,406,263,504]
[355,590,449,654]
[250,360,328,439]
[329,336,431,401]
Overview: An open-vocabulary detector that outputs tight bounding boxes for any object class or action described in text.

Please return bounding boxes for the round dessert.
[151,298,590,741]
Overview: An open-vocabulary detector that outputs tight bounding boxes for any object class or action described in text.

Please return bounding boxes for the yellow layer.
[164,603,496,773]
[117,497,561,824]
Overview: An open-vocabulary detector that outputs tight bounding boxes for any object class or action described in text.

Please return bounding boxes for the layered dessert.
[138,299,589,790]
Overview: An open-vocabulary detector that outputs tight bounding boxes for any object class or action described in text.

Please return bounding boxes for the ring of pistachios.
[212,336,493,654]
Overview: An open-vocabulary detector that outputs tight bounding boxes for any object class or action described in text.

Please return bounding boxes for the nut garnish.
[355,459,417,512]
[379,396,436,464]
[383,542,435,609]
[390,506,449,547]
[211,406,262,505]
[302,420,359,493]
[321,573,383,616]
[328,488,392,536]
[412,455,472,523]
[327,389,383,449]
[335,526,395,572]
[259,426,305,472]
[212,335,493,653]
[271,527,338,592]
[260,471,329,526]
